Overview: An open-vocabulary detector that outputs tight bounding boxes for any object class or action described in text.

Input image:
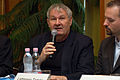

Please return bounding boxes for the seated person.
[20,3,95,80]
[0,35,13,77]
[96,0,120,75]
[30,3,94,80]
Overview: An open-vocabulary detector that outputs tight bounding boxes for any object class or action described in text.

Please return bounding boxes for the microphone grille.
[51,29,57,36]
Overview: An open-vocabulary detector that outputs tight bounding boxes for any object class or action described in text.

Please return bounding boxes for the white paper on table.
[14,73,50,80]
[80,75,120,80]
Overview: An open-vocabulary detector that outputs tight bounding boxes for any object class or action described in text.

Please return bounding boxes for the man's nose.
[55,19,61,25]
[103,19,109,26]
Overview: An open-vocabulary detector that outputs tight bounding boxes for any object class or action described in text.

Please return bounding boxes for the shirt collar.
[115,37,120,47]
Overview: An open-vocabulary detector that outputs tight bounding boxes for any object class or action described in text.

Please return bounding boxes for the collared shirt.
[113,38,120,67]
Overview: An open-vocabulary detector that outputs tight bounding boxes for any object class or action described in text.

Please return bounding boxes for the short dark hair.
[107,0,120,17]
[107,0,120,7]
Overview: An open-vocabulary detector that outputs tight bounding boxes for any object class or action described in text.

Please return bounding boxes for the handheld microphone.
[49,29,57,58]
[51,29,57,42]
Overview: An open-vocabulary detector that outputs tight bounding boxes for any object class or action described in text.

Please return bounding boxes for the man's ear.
[69,17,72,26]
[47,18,50,28]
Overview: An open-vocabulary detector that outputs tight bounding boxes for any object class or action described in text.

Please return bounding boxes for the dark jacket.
[96,36,120,75]
[29,31,94,80]
[0,35,13,77]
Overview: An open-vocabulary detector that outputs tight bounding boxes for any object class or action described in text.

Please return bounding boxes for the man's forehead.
[49,8,67,16]
[105,7,120,17]
[106,6,119,13]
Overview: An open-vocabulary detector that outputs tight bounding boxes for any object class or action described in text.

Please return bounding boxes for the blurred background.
[0,0,112,69]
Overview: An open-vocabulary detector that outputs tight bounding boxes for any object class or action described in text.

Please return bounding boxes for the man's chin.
[57,34,63,36]
[57,32,63,35]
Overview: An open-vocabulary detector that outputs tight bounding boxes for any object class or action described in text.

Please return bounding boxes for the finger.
[44,52,54,55]
[47,42,54,45]
[46,48,56,52]
[46,45,55,49]
[45,43,55,49]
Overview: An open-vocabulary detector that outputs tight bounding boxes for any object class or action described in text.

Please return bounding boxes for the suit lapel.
[108,37,115,72]
[61,31,75,74]
[109,37,120,73]
[113,40,120,71]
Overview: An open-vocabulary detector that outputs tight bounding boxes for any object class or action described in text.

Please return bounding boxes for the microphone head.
[51,29,57,36]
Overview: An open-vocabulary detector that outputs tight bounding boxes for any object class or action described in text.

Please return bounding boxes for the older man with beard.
[96,0,120,75]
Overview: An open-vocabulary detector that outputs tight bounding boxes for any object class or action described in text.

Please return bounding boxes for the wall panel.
[0,0,5,15]
[5,0,22,13]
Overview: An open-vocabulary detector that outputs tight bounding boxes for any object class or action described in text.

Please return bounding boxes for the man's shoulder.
[0,35,9,42]
[72,32,92,41]
[100,36,115,47]
[71,32,92,45]
[0,35,8,39]
[102,36,115,43]
[0,35,10,48]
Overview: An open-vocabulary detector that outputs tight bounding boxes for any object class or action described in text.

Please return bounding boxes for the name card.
[14,73,50,80]
[80,75,120,80]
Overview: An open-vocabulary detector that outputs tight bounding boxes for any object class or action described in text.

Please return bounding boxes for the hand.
[42,42,56,56]
[37,42,56,64]
[50,75,67,80]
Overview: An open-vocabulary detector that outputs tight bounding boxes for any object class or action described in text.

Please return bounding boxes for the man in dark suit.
[0,35,13,77]
[29,3,94,80]
[96,0,120,75]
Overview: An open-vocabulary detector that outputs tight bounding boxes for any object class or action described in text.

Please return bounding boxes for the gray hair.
[47,3,72,19]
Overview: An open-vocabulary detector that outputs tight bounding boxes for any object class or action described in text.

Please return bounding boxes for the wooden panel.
[5,0,22,13]
[100,0,105,41]
[0,0,5,15]
[0,0,2,14]
[5,0,9,13]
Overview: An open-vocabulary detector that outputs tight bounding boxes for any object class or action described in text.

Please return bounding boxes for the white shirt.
[113,38,120,67]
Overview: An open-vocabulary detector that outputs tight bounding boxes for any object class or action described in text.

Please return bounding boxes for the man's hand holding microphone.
[37,29,57,64]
